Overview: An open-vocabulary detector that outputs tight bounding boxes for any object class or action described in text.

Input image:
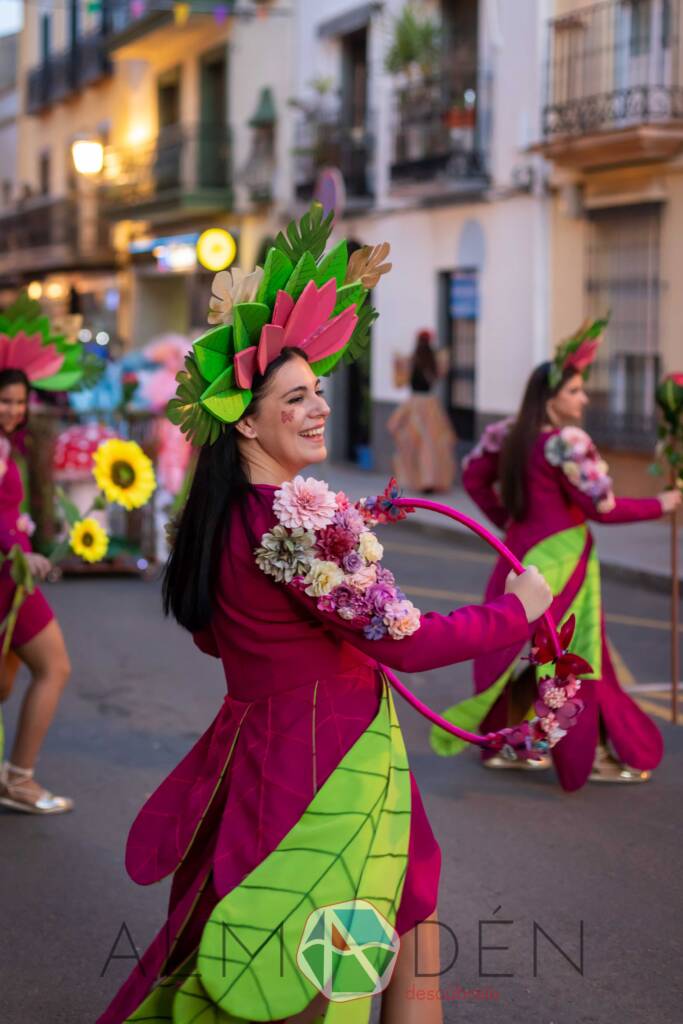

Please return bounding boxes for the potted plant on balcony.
[385,4,442,165]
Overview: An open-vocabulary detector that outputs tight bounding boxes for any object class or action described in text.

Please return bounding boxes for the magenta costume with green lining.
[97,484,531,1023]
[455,421,664,792]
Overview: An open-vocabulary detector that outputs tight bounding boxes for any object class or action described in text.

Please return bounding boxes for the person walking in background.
[388,328,457,493]
[0,368,72,814]
[446,319,681,790]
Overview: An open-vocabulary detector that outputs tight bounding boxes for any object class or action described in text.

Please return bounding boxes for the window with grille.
[584,203,662,447]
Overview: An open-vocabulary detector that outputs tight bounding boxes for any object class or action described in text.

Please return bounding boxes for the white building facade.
[291,0,552,469]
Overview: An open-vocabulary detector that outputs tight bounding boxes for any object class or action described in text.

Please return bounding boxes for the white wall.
[293,0,551,418]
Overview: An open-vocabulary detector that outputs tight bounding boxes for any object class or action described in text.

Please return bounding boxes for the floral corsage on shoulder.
[255,477,421,640]
[462,417,513,470]
[544,426,615,512]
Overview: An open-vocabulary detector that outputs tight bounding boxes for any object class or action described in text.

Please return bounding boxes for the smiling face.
[546,372,589,427]
[235,354,331,483]
[0,381,29,436]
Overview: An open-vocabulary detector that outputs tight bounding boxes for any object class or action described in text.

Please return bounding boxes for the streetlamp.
[71,138,104,176]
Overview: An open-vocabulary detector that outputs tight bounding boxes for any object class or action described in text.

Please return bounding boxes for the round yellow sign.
[196,229,237,272]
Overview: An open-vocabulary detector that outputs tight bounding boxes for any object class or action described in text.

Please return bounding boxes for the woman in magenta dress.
[0,368,72,814]
[445,320,681,791]
[97,215,552,1024]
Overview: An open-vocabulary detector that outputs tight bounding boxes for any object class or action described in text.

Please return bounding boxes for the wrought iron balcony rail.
[543,0,683,137]
[390,74,488,186]
[0,195,112,277]
[26,32,111,114]
[102,125,232,210]
[293,112,375,201]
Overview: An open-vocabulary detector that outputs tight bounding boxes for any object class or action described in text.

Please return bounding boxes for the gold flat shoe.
[483,754,552,771]
[0,761,74,814]
[589,746,650,784]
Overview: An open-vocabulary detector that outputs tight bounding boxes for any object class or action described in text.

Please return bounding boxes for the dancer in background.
[98,213,552,1024]
[451,320,681,789]
[388,328,457,493]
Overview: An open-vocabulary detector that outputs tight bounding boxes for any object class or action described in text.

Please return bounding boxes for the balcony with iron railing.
[0,195,113,280]
[540,0,683,168]
[389,71,489,194]
[293,111,375,206]
[26,31,111,114]
[102,125,233,220]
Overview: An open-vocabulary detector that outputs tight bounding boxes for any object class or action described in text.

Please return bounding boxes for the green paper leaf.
[315,239,348,289]
[274,201,334,264]
[285,251,318,301]
[194,325,234,383]
[342,302,378,366]
[168,354,224,446]
[197,686,409,1021]
[232,303,271,352]
[201,366,252,423]
[33,369,83,392]
[333,282,364,315]
[256,247,293,307]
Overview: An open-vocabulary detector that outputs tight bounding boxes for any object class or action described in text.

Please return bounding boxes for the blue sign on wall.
[450,274,479,320]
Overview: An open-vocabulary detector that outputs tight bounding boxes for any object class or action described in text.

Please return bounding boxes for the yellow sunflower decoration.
[92,439,156,511]
[69,518,109,564]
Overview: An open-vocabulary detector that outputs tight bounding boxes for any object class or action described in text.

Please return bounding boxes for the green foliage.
[167,354,224,447]
[285,251,319,301]
[342,299,378,366]
[0,291,42,322]
[54,486,81,528]
[194,324,235,384]
[315,240,348,289]
[257,247,294,307]
[200,365,253,424]
[385,5,441,77]
[274,202,334,264]
[232,303,271,352]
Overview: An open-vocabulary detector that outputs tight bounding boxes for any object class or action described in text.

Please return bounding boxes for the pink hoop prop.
[375,495,563,750]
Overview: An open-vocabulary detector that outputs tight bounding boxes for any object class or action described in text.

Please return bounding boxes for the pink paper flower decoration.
[273,476,338,531]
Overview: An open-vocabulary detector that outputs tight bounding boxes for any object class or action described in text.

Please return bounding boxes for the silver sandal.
[0,761,74,814]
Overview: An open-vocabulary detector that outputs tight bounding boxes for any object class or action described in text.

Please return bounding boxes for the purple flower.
[334,507,365,535]
[375,566,396,587]
[365,582,396,614]
[363,616,388,640]
[343,550,364,573]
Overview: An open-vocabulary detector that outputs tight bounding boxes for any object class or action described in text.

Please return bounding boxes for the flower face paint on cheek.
[281,410,295,424]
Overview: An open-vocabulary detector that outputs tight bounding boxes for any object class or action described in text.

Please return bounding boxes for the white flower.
[207,266,264,325]
[304,559,345,597]
[358,531,383,564]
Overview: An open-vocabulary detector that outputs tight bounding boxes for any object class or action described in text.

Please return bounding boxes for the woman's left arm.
[546,427,665,525]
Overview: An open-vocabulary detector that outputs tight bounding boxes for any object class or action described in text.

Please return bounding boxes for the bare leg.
[0,651,20,703]
[5,620,71,802]
[380,912,442,1024]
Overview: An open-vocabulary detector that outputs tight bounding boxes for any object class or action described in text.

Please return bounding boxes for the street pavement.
[0,524,681,1024]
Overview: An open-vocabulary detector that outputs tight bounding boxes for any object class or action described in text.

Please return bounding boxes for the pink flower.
[273,476,338,531]
[335,491,351,511]
[315,524,357,564]
[383,598,421,638]
[16,513,36,536]
[347,564,377,592]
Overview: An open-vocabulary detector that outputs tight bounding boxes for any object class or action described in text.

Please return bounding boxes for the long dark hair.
[162,347,306,632]
[0,368,31,434]
[499,361,578,522]
[412,329,437,382]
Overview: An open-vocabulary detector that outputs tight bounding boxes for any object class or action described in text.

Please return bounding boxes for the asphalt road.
[0,524,681,1024]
